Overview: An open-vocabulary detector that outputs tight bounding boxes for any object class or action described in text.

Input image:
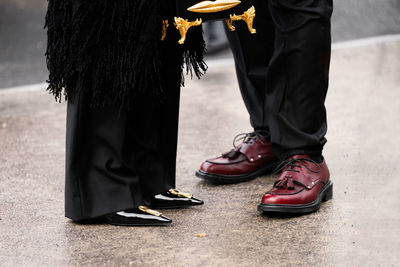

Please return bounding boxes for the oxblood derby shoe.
[258,155,333,214]
[150,189,204,209]
[196,131,279,184]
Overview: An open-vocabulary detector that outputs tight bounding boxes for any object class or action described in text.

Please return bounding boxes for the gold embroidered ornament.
[138,206,162,216]
[169,189,193,199]
[162,0,256,44]
[187,0,242,13]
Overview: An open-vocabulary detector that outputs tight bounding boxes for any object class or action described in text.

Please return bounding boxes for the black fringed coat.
[45,0,207,108]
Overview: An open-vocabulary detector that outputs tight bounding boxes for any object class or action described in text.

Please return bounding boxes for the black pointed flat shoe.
[104,206,172,226]
[150,189,204,209]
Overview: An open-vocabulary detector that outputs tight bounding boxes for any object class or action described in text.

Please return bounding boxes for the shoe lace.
[232,130,269,148]
[272,157,321,189]
[273,157,321,174]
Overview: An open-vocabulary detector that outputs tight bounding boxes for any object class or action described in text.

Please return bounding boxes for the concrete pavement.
[0,36,400,266]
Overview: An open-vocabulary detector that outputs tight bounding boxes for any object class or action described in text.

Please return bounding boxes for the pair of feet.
[105,189,204,226]
[106,132,333,226]
[196,131,333,214]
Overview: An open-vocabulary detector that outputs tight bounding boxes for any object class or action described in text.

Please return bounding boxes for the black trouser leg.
[65,92,143,221]
[224,0,275,131]
[226,0,333,159]
[65,44,181,221]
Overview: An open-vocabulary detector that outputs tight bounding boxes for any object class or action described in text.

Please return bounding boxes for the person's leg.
[65,85,182,222]
[65,35,202,222]
[225,0,275,130]
[128,52,182,202]
[131,55,203,210]
[258,0,333,214]
[196,2,280,184]
[65,90,143,221]
[64,37,180,221]
[265,0,333,160]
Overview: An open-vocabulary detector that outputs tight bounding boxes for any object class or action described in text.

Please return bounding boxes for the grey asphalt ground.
[1,36,400,266]
[1,0,400,88]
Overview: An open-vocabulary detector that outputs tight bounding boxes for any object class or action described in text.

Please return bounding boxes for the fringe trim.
[45,0,207,108]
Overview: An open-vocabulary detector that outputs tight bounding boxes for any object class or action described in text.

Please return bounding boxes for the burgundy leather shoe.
[258,155,333,214]
[196,131,279,183]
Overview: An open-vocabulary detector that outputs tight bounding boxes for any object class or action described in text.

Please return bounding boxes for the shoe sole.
[150,203,204,209]
[195,161,279,184]
[257,181,333,214]
[105,220,172,227]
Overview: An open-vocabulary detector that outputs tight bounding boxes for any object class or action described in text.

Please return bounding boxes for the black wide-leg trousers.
[226,0,333,159]
[65,44,182,221]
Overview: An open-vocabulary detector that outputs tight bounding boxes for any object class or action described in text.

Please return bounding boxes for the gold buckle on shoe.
[138,206,162,216]
[169,189,193,199]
